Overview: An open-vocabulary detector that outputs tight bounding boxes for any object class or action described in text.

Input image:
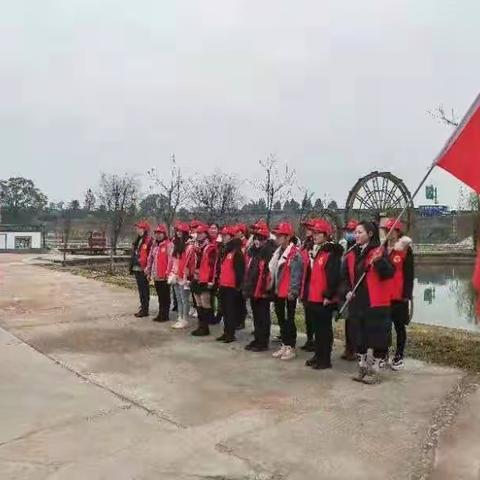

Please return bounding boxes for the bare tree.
[428,105,460,127]
[298,186,315,222]
[98,173,139,269]
[189,171,243,224]
[253,154,296,226]
[83,188,96,211]
[147,155,187,231]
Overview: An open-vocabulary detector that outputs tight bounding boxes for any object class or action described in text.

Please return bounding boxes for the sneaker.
[280,346,296,361]
[172,317,189,329]
[305,355,319,367]
[352,366,368,383]
[391,355,405,371]
[378,359,387,369]
[272,345,286,358]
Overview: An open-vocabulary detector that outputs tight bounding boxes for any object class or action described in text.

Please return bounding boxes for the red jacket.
[198,241,218,284]
[147,239,172,280]
[345,246,394,308]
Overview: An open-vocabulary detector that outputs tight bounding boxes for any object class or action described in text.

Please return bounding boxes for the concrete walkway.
[0,254,479,480]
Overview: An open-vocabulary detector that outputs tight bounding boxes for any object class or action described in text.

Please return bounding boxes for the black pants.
[154,280,171,321]
[304,304,314,342]
[306,302,334,366]
[345,317,357,355]
[274,297,297,347]
[251,298,271,347]
[392,300,409,357]
[134,271,150,314]
[220,287,242,337]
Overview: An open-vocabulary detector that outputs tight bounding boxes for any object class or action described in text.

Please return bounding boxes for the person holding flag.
[344,221,395,384]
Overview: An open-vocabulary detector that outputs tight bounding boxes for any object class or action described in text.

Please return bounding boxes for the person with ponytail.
[344,221,394,384]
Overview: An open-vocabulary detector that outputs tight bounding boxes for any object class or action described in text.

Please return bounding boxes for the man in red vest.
[146,224,173,323]
[217,226,245,343]
[381,219,414,370]
[270,222,304,361]
[130,221,153,317]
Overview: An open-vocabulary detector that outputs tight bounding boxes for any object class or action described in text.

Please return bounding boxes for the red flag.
[436,94,480,193]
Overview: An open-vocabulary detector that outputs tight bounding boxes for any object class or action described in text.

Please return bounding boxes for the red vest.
[276,245,299,298]
[305,251,331,303]
[389,249,408,301]
[138,236,152,270]
[219,252,236,288]
[198,242,218,284]
[154,240,171,280]
[345,249,391,308]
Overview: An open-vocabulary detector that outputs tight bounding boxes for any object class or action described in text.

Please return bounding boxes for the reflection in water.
[413,264,479,332]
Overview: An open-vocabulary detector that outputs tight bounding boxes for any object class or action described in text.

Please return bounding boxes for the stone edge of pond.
[41,263,480,374]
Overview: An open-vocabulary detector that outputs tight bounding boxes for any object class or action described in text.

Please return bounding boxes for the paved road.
[0,254,479,480]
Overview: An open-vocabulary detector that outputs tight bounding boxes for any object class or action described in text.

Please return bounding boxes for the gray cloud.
[1,0,479,207]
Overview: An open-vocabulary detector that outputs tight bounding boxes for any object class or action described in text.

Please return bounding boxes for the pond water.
[413,263,479,332]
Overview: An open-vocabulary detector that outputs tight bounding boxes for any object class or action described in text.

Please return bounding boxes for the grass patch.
[44,262,480,373]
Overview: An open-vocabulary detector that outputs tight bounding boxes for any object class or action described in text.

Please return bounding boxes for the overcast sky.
[1,1,479,207]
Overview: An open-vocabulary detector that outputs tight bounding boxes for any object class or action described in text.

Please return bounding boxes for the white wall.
[2,232,42,249]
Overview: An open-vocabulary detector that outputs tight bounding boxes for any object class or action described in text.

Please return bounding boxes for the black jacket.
[243,240,276,298]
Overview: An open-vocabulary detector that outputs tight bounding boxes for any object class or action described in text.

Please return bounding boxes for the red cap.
[344,219,359,231]
[174,221,190,234]
[221,225,238,237]
[236,223,247,235]
[135,220,151,231]
[272,222,294,237]
[196,223,209,234]
[310,219,333,236]
[383,218,405,233]
[190,220,201,229]
[301,218,315,229]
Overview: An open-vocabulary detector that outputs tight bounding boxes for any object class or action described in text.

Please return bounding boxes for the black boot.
[251,344,268,352]
[244,340,257,351]
[216,333,228,342]
[135,310,149,318]
[153,314,169,323]
[305,355,319,367]
[191,308,205,336]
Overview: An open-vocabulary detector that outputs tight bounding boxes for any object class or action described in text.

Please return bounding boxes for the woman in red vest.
[146,224,173,323]
[381,218,414,370]
[167,222,193,330]
[191,224,218,336]
[344,221,395,384]
[270,222,304,361]
[302,220,343,369]
[130,221,153,317]
[243,222,275,351]
[217,226,245,343]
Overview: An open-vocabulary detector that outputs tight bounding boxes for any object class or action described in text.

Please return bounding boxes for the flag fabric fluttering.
[435,93,480,314]
[435,93,480,192]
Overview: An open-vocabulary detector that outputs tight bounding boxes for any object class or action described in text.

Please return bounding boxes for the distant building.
[0,224,44,251]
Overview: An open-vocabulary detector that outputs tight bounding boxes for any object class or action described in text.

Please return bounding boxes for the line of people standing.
[129,216,414,385]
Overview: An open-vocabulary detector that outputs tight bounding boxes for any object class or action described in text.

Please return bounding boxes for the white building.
[0,225,44,251]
